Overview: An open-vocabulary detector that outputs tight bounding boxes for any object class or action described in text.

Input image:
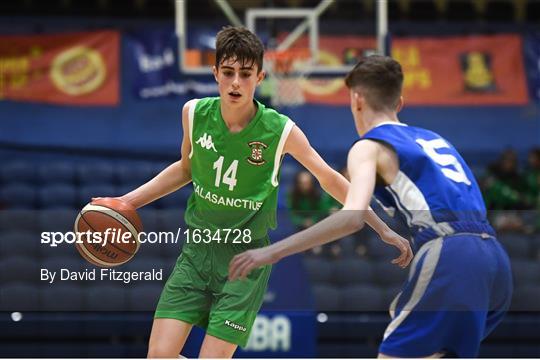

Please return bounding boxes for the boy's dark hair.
[344,55,403,111]
[215,26,264,73]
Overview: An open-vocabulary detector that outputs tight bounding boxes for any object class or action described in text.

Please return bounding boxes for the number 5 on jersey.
[213,156,238,191]
[416,138,471,185]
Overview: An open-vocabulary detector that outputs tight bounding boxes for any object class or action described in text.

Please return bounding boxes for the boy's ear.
[212,66,218,82]
[257,70,266,85]
[354,92,363,111]
[396,96,404,113]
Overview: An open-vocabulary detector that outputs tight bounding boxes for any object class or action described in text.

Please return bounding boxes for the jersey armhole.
[271,118,295,187]
[187,99,199,159]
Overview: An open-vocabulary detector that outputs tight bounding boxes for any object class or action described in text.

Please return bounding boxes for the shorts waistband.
[414,221,496,248]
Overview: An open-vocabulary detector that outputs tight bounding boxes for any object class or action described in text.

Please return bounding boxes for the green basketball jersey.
[185,97,294,240]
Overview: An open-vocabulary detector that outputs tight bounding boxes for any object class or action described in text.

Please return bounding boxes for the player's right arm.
[118,100,194,209]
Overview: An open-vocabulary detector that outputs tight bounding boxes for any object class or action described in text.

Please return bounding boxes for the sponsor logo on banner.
[50,46,107,96]
[282,34,528,106]
[0,31,119,105]
[128,30,217,99]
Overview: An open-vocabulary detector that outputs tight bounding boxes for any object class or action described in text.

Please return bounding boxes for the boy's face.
[213,57,265,107]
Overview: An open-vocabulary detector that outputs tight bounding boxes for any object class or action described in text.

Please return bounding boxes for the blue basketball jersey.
[362,122,488,243]
[363,122,512,357]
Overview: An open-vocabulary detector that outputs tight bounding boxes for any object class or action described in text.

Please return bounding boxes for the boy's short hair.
[344,55,403,112]
[215,26,264,73]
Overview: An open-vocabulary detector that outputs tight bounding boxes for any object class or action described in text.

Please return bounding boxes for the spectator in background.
[482,149,529,232]
[524,148,540,231]
[483,149,528,210]
[288,170,323,230]
[524,148,540,207]
[288,170,325,256]
[320,165,348,214]
[320,166,349,258]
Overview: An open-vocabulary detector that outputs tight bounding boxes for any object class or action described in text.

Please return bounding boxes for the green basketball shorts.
[154,236,271,348]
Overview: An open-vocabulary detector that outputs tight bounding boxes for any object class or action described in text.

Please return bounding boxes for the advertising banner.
[0,31,119,105]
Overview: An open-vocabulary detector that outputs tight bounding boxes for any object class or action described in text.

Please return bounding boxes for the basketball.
[74,198,143,267]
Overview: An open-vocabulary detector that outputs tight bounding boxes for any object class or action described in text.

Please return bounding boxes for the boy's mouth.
[229,91,241,98]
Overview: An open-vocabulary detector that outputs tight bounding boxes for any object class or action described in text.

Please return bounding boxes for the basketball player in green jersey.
[112,27,411,358]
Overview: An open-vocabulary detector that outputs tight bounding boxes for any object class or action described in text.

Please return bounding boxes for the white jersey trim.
[387,171,436,228]
[271,118,295,187]
[187,99,199,159]
[373,121,408,128]
[384,238,443,340]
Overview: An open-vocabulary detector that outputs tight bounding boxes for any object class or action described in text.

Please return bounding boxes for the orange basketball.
[74,198,143,267]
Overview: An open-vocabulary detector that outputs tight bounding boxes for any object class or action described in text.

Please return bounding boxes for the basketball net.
[262,48,311,107]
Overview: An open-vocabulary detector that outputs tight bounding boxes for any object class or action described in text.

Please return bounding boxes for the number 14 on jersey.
[213,156,238,191]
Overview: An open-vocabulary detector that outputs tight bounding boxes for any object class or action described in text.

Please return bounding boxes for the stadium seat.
[116,162,155,186]
[136,239,164,258]
[340,284,386,311]
[38,208,77,233]
[0,184,37,209]
[85,284,127,311]
[383,286,403,309]
[138,208,159,233]
[367,234,400,260]
[0,256,39,284]
[333,258,373,286]
[156,209,185,232]
[499,232,531,259]
[76,163,115,185]
[0,231,39,259]
[511,285,540,311]
[39,184,77,209]
[77,184,117,207]
[312,284,341,311]
[0,210,37,232]
[41,283,85,311]
[303,257,335,285]
[0,162,36,184]
[125,256,166,273]
[127,283,162,311]
[372,261,408,287]
[157,187,191,209]
[0,284,40,311]
[40,256,85,275]
[511,259,540,288]
[336,236,358,258]
[38,162,75,184]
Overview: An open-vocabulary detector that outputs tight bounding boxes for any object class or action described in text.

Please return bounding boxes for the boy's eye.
[223,71,234,77]
[241,72,252,78]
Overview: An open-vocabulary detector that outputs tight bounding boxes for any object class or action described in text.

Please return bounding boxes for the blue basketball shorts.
[379,233,513,358]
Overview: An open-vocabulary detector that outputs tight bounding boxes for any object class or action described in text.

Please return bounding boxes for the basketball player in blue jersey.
[229,55,513,358]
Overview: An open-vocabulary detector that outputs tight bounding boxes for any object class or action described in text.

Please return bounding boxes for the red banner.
[0,31,119,106]
[295,34,528,106]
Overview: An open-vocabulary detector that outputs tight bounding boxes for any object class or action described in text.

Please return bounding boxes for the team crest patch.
[247,141,268,166]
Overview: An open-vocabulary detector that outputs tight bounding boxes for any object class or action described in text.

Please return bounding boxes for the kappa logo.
[195,133,217,152]
[224,319,247,332]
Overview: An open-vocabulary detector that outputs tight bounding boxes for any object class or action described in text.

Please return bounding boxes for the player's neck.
[363,110,400,132]
[220,101,257,132]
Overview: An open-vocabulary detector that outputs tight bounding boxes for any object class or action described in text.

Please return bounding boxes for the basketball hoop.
[263,48,311,107]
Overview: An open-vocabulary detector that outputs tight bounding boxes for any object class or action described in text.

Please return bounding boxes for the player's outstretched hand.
[379,230,414,268]
[229,247,278,281]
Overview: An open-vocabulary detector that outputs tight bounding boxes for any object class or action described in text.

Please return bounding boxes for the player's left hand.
[229,247,278,281]
[379,230,414,268]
